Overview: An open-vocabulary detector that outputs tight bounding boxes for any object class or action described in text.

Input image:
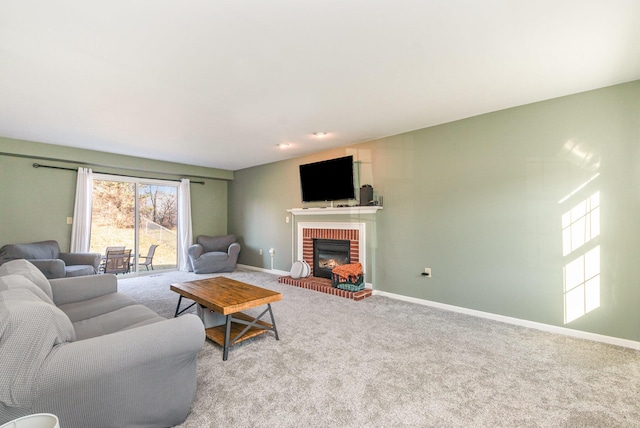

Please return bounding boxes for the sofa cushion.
[0,275,54,305]
[0,259,54,300]
[64,264,97,277]
[202,252,230,261]
[197,234,236,253]
[0,288,75,408]
[57,292,140,323]
[71,304,165,340]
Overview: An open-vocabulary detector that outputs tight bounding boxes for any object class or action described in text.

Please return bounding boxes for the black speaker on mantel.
[359,184,373,206]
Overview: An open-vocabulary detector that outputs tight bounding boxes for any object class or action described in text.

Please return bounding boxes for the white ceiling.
[1,1,639,171]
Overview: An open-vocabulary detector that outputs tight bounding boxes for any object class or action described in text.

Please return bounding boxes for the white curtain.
[70,167,93,252]
[178,179,193,271]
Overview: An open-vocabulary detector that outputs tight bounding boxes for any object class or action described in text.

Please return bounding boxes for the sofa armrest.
[28,259,66,279]
[187,243,205,260]
[228,242,241,258]
[60,252,101,270]
[49,274,118,305]
[35,315,205,428]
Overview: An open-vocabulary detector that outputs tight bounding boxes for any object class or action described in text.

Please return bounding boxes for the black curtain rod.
[32,163,205,185]
[0,151,229,182]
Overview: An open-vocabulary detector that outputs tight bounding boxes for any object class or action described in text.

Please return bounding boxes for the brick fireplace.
[298,222,365,277]
[278,221,372,301]
[304,227,360,278]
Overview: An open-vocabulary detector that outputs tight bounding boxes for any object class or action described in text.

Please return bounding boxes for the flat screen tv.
[299,155,355,203]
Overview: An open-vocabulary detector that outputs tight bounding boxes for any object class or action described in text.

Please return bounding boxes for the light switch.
[66,217,73,225]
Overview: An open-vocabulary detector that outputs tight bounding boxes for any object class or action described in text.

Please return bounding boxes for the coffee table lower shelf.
[205,312,274,347]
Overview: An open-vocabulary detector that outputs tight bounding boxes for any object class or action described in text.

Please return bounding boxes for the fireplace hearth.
[313,239,350,279]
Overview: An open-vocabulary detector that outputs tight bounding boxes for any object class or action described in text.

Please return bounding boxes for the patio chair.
[99,246,126,273]
[104,249,132,274]
[137,244,159,271]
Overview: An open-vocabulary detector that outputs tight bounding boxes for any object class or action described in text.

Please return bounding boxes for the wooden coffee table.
[171,276,281,360]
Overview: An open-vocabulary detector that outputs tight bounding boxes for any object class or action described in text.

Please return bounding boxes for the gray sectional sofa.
[0,259,205,428]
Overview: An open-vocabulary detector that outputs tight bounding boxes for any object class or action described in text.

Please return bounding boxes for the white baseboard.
[237,263,290,276]
[374,290,640,350]
[236,265,636,349]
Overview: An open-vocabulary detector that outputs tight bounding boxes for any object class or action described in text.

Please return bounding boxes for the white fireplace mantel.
[288,206,382,216]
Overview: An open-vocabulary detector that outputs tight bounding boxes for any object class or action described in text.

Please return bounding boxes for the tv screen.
[299,156,355,203]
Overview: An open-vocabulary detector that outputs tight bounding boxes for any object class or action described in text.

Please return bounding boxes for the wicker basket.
[331,273,365,291]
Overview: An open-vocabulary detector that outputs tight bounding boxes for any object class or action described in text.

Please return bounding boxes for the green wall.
[0,138,232,251]
[229,80,640,342]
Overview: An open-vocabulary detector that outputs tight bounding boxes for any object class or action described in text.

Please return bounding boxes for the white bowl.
[290,260,304,278]
[300,260,310,277]
[0,414,59,428]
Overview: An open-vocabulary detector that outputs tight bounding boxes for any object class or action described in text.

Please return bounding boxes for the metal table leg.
[221,304,279,360]
[173,295,196,317]
[223,315,232,361]
[267,303,279,340]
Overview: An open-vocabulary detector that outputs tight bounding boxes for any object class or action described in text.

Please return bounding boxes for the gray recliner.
[0,240,100,279]
[187,234,241,274]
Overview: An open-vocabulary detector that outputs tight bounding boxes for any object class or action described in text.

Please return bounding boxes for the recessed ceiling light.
[313,132,328,137]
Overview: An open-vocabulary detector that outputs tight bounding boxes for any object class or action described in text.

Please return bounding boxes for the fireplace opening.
[313,239,350,279]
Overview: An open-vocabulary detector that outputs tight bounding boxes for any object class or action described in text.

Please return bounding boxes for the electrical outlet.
[286,216,290,224]
[66,217,73,225]
[259,249,263,255]
[423,267,432,278]
[269,248,275,255]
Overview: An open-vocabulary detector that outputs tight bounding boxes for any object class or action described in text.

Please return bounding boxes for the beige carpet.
[118,269,640,427]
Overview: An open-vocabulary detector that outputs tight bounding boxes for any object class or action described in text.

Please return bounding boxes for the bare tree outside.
[139,185,177,230]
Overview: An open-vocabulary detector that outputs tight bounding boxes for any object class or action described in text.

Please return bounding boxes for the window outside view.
[90,179,178,272]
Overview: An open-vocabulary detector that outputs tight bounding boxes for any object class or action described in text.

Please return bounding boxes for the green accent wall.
[229,81,640,342]
[0,138,231,251]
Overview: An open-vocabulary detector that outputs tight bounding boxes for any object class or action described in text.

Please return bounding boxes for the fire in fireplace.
[313,239,350,279]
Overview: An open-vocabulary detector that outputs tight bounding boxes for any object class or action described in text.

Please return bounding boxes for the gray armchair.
[0,240,100,279]
[187,234,241,274]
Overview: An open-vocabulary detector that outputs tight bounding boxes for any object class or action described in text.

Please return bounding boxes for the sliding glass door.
[89,175,178,272]
[137,183,178,270]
